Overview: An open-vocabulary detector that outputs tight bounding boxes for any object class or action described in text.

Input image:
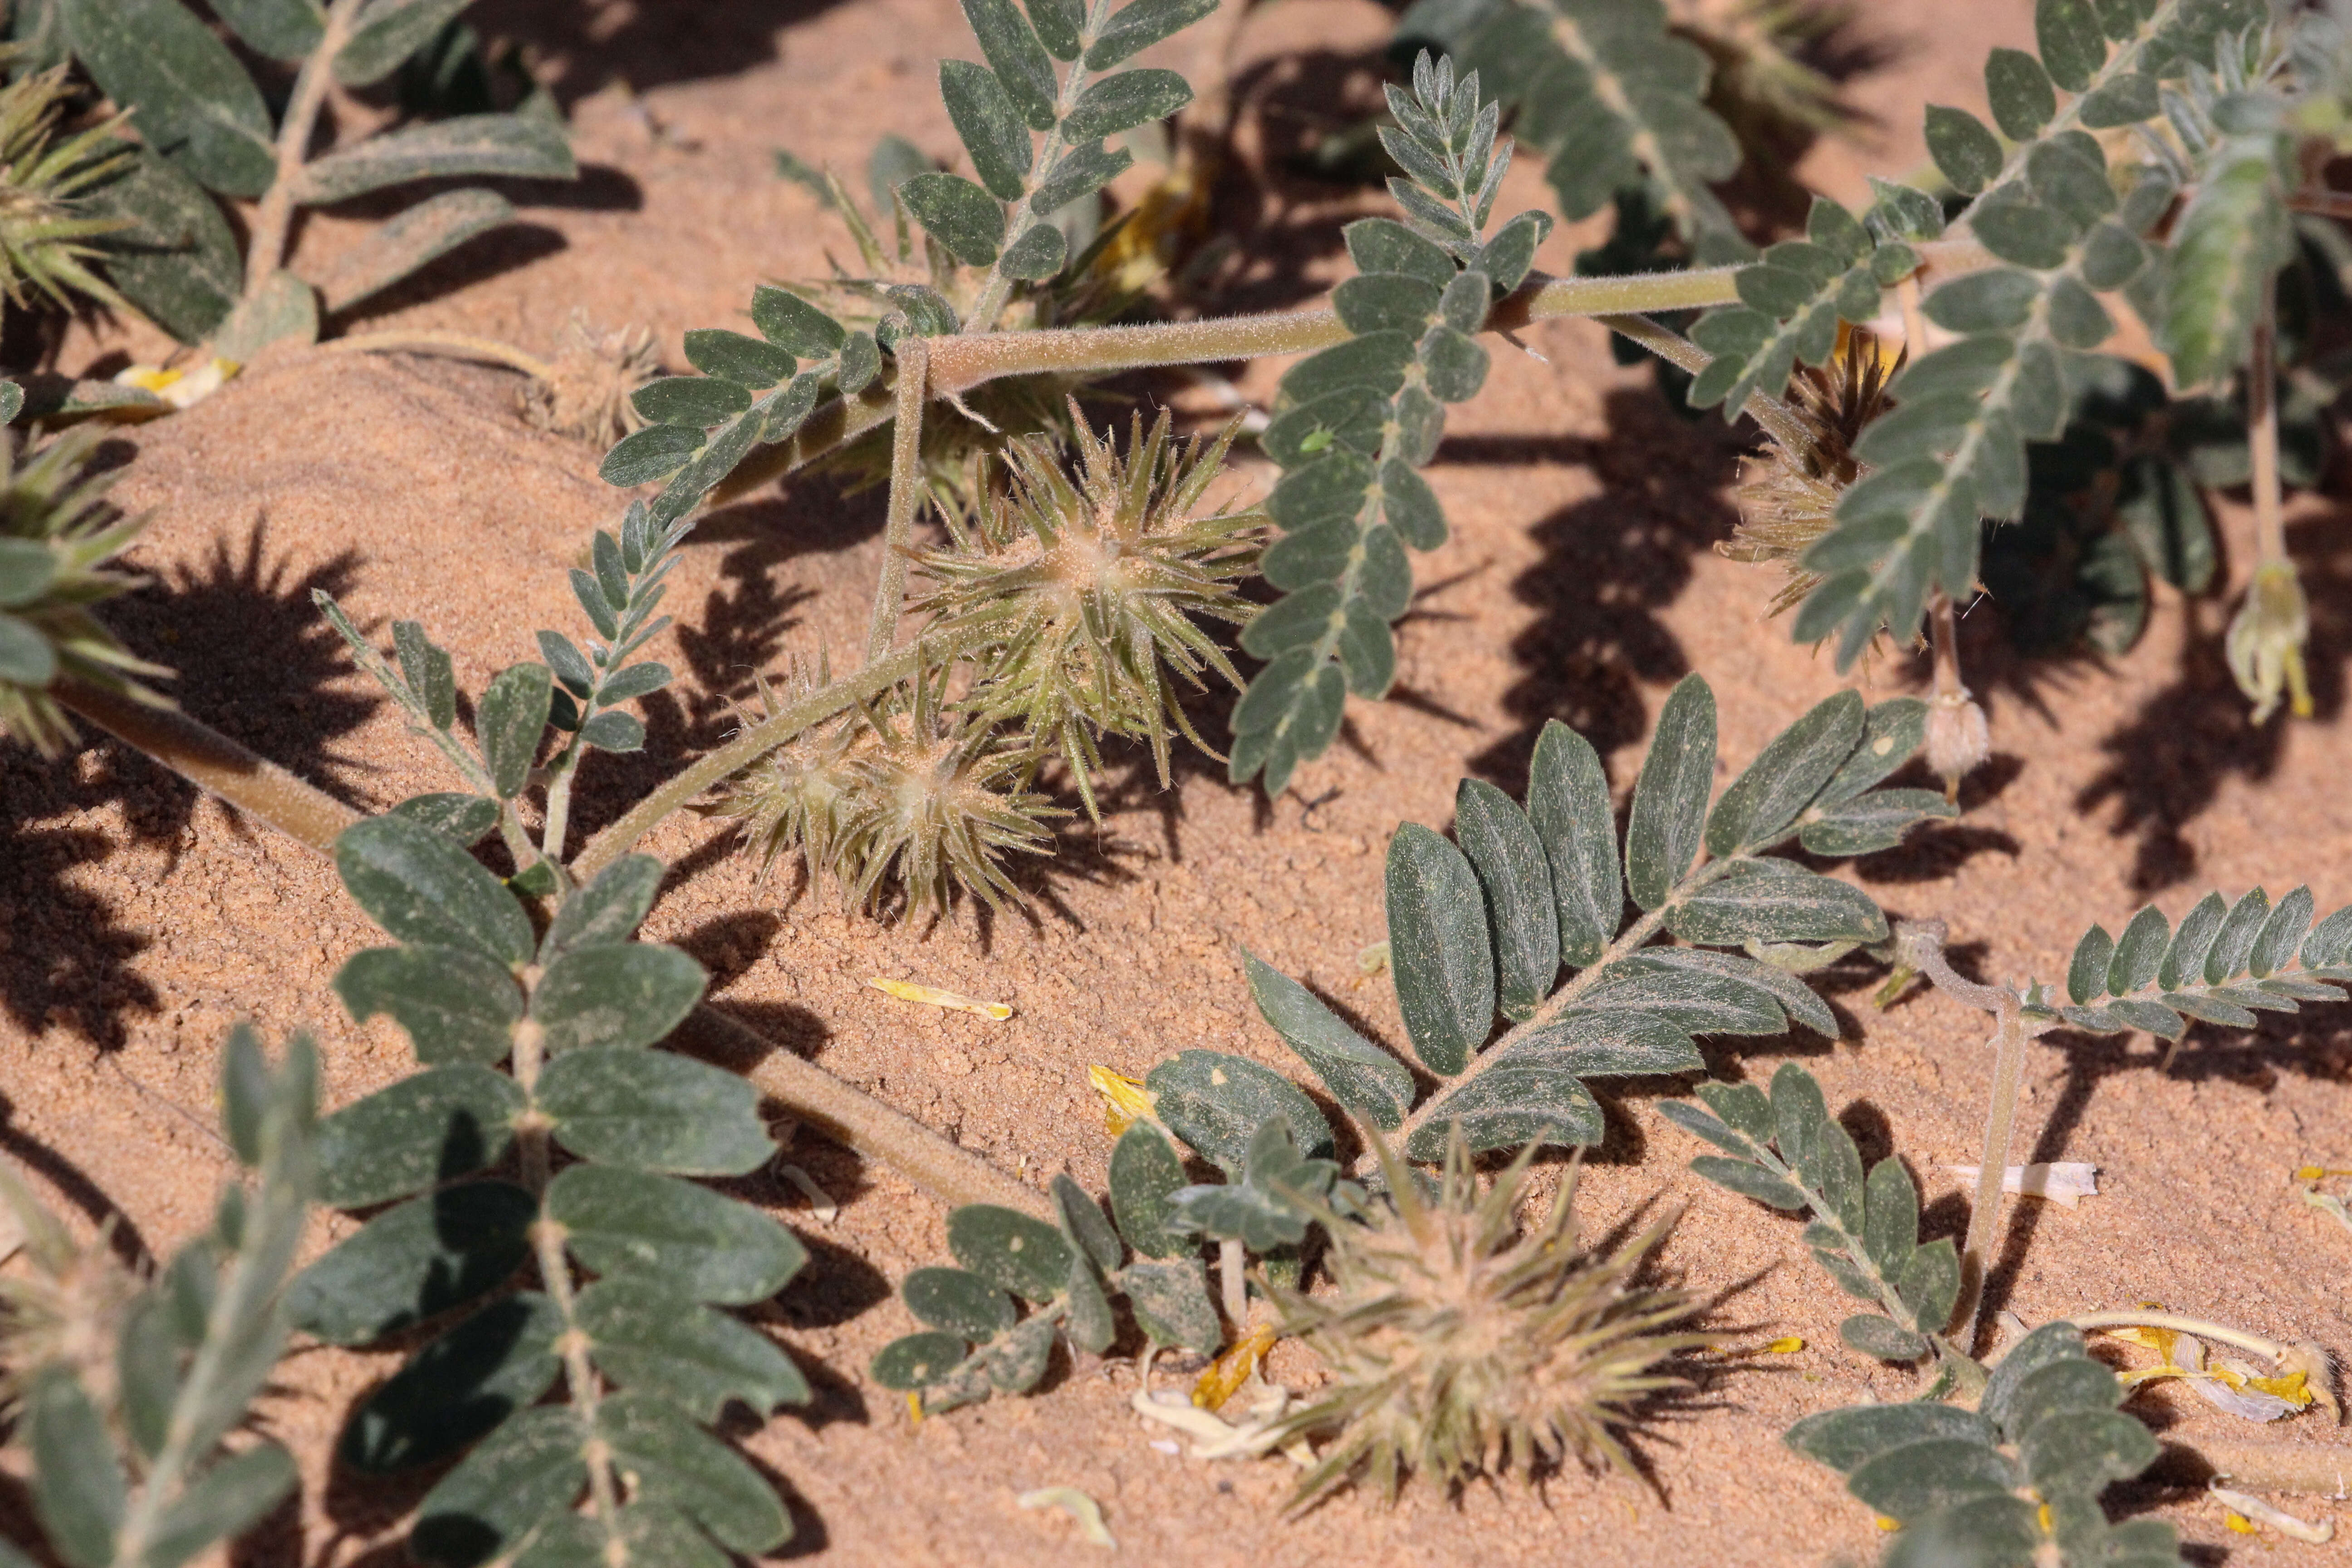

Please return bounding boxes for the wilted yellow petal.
[2225,1511,2256,1534]
[1086,1065,1156,1137]
[1874,1515,1900,1533]
[2245,1370,2312,1407]
[867,977,1012,1020]
[1194,1323,1277,1412]
[1765,1335,1805,1354]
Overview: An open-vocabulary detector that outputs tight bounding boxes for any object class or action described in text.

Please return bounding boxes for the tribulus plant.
[0,1029,317,1568]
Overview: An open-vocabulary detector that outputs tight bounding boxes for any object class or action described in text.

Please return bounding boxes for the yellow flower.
[1086,1065,1156,1138]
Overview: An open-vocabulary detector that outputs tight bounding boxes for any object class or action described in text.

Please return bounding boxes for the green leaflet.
[341,1294,564,1472]
[1625,675,1715,910]
[296,113,577,204]
[1386,821,1496,1075]
[85,147,240,343]
[549,1165,807,1305]
[288,1183,537,1345]
[536,1049,774,1175]
[2161,126,2293,389]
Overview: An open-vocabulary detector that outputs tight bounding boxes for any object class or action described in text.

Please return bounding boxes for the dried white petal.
[1017,1487,1116,1548]
[1945,1162,2100,1206]
[2210,1481,2337,1543]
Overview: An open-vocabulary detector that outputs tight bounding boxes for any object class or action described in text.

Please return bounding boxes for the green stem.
[245,0,365,297]
[865,337,928,665]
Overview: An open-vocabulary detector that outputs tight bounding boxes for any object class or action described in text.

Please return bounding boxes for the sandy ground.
[4,0,2351,1563]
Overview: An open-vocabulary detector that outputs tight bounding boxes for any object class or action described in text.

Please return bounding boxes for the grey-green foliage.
[1687,190,1934,416]
[1230,679,1950,1161]
[905,0,1219,283]
[62,0,574,343]
[1393,0,1748,260]
[287,818,808,1565]
[1,1029,314,1568]
[870,1155,1222,1412]
[2035,882,2352,1041]
[1791,0,2269,666]
[1230,54,1549,795]
[1663,1062,1962,1369]
[1789,1323,2185,1568]
[598,284,862,531]
[318,496,679,872]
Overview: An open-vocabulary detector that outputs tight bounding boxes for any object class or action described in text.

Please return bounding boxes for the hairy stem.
[2146,1438,2352,1497]
[2066,1311,2297,1365]
[571,635,941,877]
[866,337,928,665]
[245,0,365,296]
[318,330,555,381]
[54,678,356,853]
[56,670,1047,1217]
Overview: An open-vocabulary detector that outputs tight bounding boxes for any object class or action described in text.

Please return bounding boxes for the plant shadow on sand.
[0,516,377,1049]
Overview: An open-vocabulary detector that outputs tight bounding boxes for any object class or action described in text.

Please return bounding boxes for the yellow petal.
[1086,1065,1156,1138]
[2245,1370,2312,1407]
[1193,1324,1276,1412]
[866,976,1012,1019]
[2225,1511,2257,1534]
[1764,1334,1805,1354]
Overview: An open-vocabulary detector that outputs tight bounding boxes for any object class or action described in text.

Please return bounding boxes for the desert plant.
[0,1029,317,1568]
[60,0,575,350]
[284,817,812,1565]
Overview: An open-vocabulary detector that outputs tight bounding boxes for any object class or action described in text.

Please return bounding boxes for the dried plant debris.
[0,1030,316,1568]
[523,311,663,446]
[1266,1135,1709,1508]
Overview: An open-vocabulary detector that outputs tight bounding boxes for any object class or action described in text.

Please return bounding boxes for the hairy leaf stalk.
[245,0,364,296]
[866,338,929,664]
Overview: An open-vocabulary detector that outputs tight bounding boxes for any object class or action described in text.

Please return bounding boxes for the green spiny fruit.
[1267,1133,1711,1509]
[0,63,135,323]
[709,656,1063,920]
[0,426,169,758]
[911,406,1263,818]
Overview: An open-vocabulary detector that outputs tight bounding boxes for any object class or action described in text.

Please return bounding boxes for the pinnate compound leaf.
[548,1165,806,1305]
[334,945,521,1066]
[2162,128,2293,389]
[1145,1049,1334,1170]
[530,944,706,1054]
[299,115,576,205]
[410,1406,588,1568]
[334,815,534,967]
[537,1048,772,1175]
[575,1279,809,1420]
[317,1064,522,1207]
[1626,676,1716,910]
[289,1183,536,1345]
[340,1293,563,1473]
[60,0,274,196]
